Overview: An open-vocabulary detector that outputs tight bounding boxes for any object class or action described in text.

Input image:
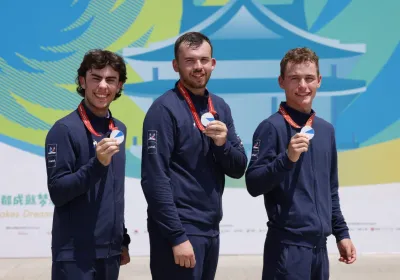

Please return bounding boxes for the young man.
[45,49,131,280]
[140,32,248,279]
[245,47,356,280]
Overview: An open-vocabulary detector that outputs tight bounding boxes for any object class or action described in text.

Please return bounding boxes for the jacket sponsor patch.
[147,130,157,154]
[47,144,57,168]
[251,139,261,160]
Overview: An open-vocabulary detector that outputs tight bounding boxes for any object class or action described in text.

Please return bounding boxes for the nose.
[298,78,307,88]
[194,59,202,70]
[98,79,107,88]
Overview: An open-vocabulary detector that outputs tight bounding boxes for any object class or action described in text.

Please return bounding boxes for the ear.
[79,76,86,89]
[278,76,285,90]
[317,75,322,88]
[172,59,179,73]
[117,81,123,92]
[211,58,216,71]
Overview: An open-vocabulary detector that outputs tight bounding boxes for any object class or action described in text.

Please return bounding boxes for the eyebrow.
[183,56,210,60]
[287,74,316,78]
[90,73,117,79]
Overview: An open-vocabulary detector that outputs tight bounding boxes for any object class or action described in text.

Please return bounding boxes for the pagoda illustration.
[123,0,366,158]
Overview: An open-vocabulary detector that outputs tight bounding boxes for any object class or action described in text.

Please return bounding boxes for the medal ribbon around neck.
[177,80,217,132]
[77,102,117,137]
[278,105,315,128]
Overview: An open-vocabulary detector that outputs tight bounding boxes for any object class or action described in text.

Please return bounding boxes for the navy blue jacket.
[141,82,248,246]
[45,101,130,261]
[245,102,350,247]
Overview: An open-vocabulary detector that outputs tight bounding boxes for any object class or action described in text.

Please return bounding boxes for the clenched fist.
[287,133,310,162]
[172,240,196,268]
[203,121,228,146]
[96,138,120,166]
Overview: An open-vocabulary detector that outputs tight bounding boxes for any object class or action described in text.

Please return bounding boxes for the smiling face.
[279,60,321,113]
[79,65,122,117]
[173,41,216,96]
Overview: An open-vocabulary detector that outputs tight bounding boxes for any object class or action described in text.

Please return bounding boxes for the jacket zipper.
[310,142,324,240]
[107,156,117,258]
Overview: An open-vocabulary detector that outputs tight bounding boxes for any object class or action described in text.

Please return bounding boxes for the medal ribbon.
[177,80,217,132]
[279,105,315,128]
[78,102,117,137]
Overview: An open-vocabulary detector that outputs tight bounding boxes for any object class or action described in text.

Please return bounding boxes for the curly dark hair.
[76,49,127,100]
[280,47,320,78]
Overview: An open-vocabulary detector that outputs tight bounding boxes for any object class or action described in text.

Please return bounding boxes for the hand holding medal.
[177,80,228,146]
[77,102,125,166]
[287,133,310,162]
[96,138,120,166]
[279,104,315,163]
[95,129,125,166]
[201,112,228,147]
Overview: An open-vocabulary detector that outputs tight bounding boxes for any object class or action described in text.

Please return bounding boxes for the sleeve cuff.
[170,233,189,247]
[122,235,131,249]
[334,231,351,243]
[211,140,231,156]
[282,151,295,170]
[93,157,108,175]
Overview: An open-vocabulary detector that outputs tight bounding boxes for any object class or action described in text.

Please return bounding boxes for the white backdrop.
[1,142,400,258]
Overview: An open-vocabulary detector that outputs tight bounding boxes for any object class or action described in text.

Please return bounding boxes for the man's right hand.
[172,240,196,268]
[96,138,120,166]
[287,133,310,162]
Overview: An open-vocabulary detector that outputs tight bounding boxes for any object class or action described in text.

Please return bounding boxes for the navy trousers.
[262,237,329,280]
[52,255,121,280]
[149,230,220,280]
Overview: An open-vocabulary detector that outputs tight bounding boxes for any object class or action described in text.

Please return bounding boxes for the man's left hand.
[203,121,228,146]
[120,247,130,266]
[337,238,356,264]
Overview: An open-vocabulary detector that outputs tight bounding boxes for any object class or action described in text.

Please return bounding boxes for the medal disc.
[300,126,315,140]
[110,130,125,144]
[201,112,215,127]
